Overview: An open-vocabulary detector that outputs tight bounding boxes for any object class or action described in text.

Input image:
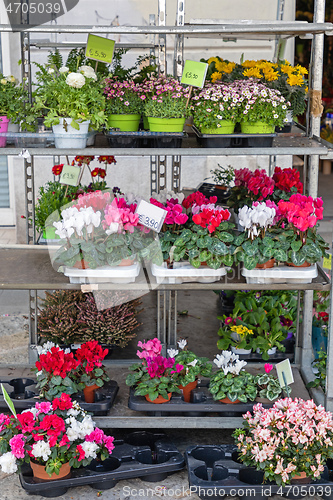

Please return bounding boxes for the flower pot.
[73,259,90,269]
[118,257,136,266]
[178,380,198,403]
[52,118,90,148]
[230,346,252,355]
[30,461,71,481]
[108,114,141,132]
[255,396,271,404]
[0,116,10,147]
[219,397,240,404]
[286,261,311,268]
[291,472,312,484]
[83,383,100,403]
[256,347,277,356]
[145,393,172,404]
[42,227,60,240]
[142,116,149,130]
[240,122,275,134]
[201,120,235,134]
[148,117,186,133]
[255,258,275,269]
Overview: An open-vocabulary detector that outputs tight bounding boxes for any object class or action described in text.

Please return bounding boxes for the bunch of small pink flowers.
[142,76,191,119]
[233,397,333,485]
[103,77,143,116]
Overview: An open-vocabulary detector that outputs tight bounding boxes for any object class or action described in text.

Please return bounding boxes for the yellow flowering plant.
[217,317,255,351]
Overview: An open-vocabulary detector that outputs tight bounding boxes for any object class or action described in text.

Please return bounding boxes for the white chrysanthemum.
[0,452,18,474]
[59,66,69,74]
[167,348,179,358]
[6,75,17,84]
[31,441,51,462]
[66,72,86,89]
[81,441,99,459]
[1,79,7,85]
[47,68,55,74]
[79,65,97,81]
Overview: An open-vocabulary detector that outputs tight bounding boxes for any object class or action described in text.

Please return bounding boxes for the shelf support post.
[24,156,36,244]
[158,0,166,75]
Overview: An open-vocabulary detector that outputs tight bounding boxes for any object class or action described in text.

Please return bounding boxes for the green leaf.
[190,258,201,268]
[243,240,258,257]
[210,239,228,256]
[274,248,288,262]
[243,254,258,270]
[218,232,234,243]
[188,248,200,259]
[291,240,302,252]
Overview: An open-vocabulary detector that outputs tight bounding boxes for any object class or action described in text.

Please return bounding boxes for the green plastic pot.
[142,116,149,130]
[147,117,186,133]
[201,120,235,134]
[108,114,141,132]
[240,122,275,134]
[42,227,59,240]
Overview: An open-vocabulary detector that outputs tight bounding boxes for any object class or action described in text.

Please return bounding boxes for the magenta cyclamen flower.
[264,363,273,374]
[146,356,175,378]
[137,338,162,360]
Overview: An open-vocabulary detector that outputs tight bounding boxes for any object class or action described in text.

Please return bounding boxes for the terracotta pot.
[83,383,100,403]
[145,393,172,404]
[255,258,275,269]
[219,397,240,404]
[286,261,311,268]
[73,259,90,269]
[178,380,198,403]
[118,257,135,266]
[30,461,71,481]
[291,471,312,484]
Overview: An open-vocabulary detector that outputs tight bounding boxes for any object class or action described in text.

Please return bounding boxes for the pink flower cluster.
[102,198,139,234]
[74,191,111,212]
[137,338,162,360]
[150,198,188,225]
[136,337,183,379]
[103,78,141,100]
[183,191,217,209]
[139,76,190,101]
[278,194,323,232]
[235,397,333,484]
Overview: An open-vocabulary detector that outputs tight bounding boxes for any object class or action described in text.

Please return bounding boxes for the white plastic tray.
[64,262,140,284]
[151,262,227,284]
[242,264,317,284]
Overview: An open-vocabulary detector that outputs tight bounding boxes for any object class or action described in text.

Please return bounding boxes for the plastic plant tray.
[105,130,185,148]
[151,262,227,284]
[19,431,185,497]
[185,444,333,500]
[128,386,272,417]
[0,378,119,416]
[192,125,276,148]
[197,182,231,204]
[242,264,318,284]
[63,262,141,284]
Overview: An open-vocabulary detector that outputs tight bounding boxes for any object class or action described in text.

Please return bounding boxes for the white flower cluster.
[65,414,95,441]
[31,441,51,461]
[167,348,179,358]
[59,66,69,74]
[177,339,187,349]
[80,441,99,459]
[66,72,86,89]
[238,202,276,238]
[36,341,70,356]
[151,190,185,204]
[79,65,97,81]
[0,452,17,474]
[213,350,247,375]
[53,206,101,239]
[1,75,18,85]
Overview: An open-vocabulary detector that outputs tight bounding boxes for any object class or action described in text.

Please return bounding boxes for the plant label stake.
[276,359,294,396]
[323,253,332,270]
[181,60,208,110]
[60,164,81,187]
[85,34,115,64]
[135,200,167,232]
[1,383,16,417]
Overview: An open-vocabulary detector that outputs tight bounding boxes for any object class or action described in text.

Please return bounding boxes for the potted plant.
[142,76,191,132]
[272,166,303,201]
[167,339,212,402]
[0,74,27,146]
[255,363,291,402]
[208,351,257,403]
[191,82,241,134]
[233,397,333,485]
[74,340,110,403]
[307,350,327,392]
[103,77,144,131]
[312,290,330,356]
[126,338,183,403]
[208,164,234,190]
[217,322,255,355]
[34,65,106,148]
[0,393,115,480]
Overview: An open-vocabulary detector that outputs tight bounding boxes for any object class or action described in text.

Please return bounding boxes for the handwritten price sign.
[59,165,81,187]
[85,34,115,64]
[135,200,167,233]
[181,60,208,88]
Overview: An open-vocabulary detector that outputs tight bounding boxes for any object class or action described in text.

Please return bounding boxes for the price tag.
[59,165,81,186]
[323,253,332,270]
[85,34,115,64]
[135,200,167,233]
[181,60,208,88]
[276,359,294,388]
[1,383,16,417]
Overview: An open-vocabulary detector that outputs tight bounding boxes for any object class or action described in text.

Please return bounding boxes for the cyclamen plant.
[233,398,333,485]
[227,168,275,213]
[167,339,212,387]
[0,394,115,477]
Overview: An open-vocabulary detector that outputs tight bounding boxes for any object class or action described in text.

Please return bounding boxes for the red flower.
[52,164,64,176]
[91,168,99,177]
[52,393,73,411]
[76,444,85,461]
[75,341,108,373]
[17,412,35,433]
[35,347,80,379]
[74,191,111,212]
[192,208,230,233]
[98,155,116,165]
[98,168,106,179]
[183,191,217,209]
[273,167,303,193]
[39,414,65,441]
[75,155,94,166]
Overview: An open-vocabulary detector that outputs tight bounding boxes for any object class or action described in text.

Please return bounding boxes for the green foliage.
[172,350,212,387]
[125,364,181,401]
[255,373,290,401]
[307,350,327,392]
[35,181,80,232]
[209,370,257,402]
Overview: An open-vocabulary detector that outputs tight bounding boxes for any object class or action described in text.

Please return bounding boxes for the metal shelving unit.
[1,0,333,425]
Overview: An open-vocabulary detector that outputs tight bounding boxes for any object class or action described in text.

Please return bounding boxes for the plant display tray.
[105,130,185,148]
[63,262,141,284]
[192,126,276,148]
[19,431,185,497]
[242,264,318,284]
[150,262,227,284]
[185,444,333,500]
[0,378,119,416]
[128,387,272,417]
[197,182,231,204]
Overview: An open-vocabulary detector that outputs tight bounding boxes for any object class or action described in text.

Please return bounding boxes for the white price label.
[276,359,294,388]
[135,200,167,233]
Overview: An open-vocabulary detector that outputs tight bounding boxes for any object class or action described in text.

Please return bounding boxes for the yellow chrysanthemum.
[287,73,305,87]
[211,71,222,83]
[216,61,236,74]
[207,57,219,65]
[262,67,279,81]
[295,64,308,76]
[305,86,308,93]
[242,60,257,68]
[243,67,262,79]
[280,64,293,75]
[256,61,274,70]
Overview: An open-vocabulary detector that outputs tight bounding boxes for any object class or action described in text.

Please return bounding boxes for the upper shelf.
[2,21,333,37]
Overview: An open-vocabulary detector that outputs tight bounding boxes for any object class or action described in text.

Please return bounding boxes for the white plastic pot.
[230,346,252,355]
[52,118,90,148]
[256,347,277,356]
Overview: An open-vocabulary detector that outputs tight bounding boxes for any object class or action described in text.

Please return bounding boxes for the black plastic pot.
[192,126,276,148]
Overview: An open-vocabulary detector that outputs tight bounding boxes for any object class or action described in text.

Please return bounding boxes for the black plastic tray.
[19,431,185,497]
[0,378,119,416]
[105,130,185,148]
[186,444,333,499]
[128,385,272,416]
[192,126,276,148]
[197,182,231,204]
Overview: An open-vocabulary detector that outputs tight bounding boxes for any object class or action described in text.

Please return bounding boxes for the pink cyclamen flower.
[264,363,273,374]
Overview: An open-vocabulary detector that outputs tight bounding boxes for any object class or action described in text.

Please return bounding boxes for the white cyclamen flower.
[36,341,57,355]
[177,339,187,350]
[79,65,97,81]
[0,452,18,474]
[66,72,86,89]
[59,66,69,73]
[105,222,119,235]
[167,348,179,358]
[31,441,51,462]
[188,359,198,367]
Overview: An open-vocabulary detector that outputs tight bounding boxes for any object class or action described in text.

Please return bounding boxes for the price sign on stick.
[135,200,167,233]
[59,165,81,187]
[85,34,115,64]
[181,60,208,88]
[276,359,294,396]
